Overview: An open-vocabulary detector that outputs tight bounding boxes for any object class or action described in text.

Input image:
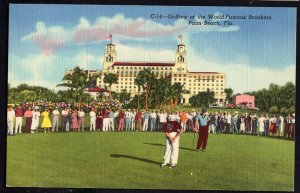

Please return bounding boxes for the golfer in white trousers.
[161,121,184,168]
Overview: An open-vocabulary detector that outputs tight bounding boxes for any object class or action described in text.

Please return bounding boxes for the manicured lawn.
[6,132,294,191]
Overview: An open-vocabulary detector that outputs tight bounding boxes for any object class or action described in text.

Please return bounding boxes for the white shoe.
[161,163,167,168]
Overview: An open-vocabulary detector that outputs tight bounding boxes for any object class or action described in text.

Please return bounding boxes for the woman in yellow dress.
[41,108,52,133]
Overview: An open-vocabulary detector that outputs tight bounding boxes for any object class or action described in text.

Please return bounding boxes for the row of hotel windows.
[100,71,172,77]
[108,66,173,70]
[106,85,224,92]
[173,74,224,79]
[112,86,224,95]
[99,79,223,87]
[173,78,223,82]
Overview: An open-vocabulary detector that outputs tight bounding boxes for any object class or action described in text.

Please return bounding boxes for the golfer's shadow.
[111,154,161,165]
[143,142,195,151]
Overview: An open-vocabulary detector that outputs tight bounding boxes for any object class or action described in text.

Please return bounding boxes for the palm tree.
[135,69,156,111]
[103,73,118,99]
[134,75,144,110]
[57,66,98,103]
[168,82,184,110]
[224,88,233,105]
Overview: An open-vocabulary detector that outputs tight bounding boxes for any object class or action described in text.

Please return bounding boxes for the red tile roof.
[189,72,220,74]
[112,62,175,67]
[86,87,106,92]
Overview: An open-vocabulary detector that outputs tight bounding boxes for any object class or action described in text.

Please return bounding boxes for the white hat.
[235,111,238,114]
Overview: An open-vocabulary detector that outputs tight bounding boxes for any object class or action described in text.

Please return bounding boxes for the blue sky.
[8,4,296,93]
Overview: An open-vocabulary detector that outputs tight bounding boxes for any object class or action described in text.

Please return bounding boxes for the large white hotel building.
[94,40,226,105]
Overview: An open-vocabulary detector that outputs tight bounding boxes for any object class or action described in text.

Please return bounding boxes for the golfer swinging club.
[161,120,184,168]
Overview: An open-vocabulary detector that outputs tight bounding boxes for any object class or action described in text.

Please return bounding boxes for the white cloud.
[74,52,103,69]
[116,44,174,62]
[21,12,240,54]
[9,53,60,89]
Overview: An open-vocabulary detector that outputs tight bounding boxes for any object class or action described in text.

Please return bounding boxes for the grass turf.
[6,132,294,191]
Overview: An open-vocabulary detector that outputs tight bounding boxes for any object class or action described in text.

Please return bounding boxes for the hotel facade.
[95,41,227,105]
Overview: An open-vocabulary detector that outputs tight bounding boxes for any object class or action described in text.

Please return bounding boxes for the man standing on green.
[196,108,210,152]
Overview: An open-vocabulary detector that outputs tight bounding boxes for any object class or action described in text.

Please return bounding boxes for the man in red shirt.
[117,109,125,131]
[15,106,24,134]
[135,110,143,131]
[161,121,184,168]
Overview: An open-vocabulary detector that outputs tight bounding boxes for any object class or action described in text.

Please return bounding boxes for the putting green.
[6,132,294,191]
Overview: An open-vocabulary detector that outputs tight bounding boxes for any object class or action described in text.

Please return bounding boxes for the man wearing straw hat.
[196,107,210,152]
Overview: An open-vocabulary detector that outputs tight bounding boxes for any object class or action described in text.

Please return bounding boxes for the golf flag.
[178,34,182,44]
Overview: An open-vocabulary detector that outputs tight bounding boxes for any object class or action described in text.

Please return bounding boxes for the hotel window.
[194,84,196,86]
[212,84,214,86]
[189,80,191,82]
[179,78,181,81]
[174,78,177,81]
[194,91,196,94]
[183,78,186,81]
[221,80,223,82]
[121,86,123,88]
[189,83,191,86]
[184,74,186,77]
[221,84,223,86]
[139,67,141,69]
[121,78,123,81]
[207,84,209,86]
[216,76,219,78]
[194,76,196,78]
[198,84,200,86]
[203,84,205,86]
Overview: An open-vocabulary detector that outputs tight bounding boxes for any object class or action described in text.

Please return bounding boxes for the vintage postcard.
[7,4,296,191]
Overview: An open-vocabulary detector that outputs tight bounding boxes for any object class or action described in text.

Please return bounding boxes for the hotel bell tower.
[174,35,187,73]
[103,35,117,72]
